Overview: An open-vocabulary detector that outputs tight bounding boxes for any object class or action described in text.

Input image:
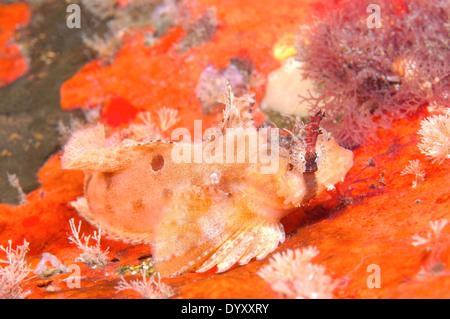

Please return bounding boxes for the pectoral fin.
[152,188,285,277]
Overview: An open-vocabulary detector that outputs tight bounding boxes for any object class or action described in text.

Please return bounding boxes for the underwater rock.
[261,57,316,121]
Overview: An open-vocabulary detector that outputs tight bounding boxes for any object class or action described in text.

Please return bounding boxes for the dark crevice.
[0,0,99,204]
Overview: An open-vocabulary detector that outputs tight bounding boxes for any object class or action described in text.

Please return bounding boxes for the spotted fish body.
[62,86,353,277]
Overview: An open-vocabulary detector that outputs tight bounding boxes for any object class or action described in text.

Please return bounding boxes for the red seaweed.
[297,0,449,148]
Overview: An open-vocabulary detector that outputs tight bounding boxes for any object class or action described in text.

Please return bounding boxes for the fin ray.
[152,189,286,277]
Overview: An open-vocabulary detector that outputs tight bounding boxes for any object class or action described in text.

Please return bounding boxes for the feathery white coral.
[418,111,450,164]
[6,173,28,205]
[400,160,425,188]
[120,108,180,143]
[57,108,100,143]
[0,240,32,299]
[116,271,174,299]
[412,219,449,247]
[68,219,110,269]
[81,0,116,20]
[126,111,160,142]
[156,107,180,132]
[82,31,124,65]
[257,246,338,299]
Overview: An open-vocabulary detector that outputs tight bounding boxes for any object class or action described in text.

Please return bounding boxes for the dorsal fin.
[216,82,256,132]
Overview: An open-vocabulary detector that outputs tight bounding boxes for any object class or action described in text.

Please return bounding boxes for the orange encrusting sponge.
[0,3,30,87]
